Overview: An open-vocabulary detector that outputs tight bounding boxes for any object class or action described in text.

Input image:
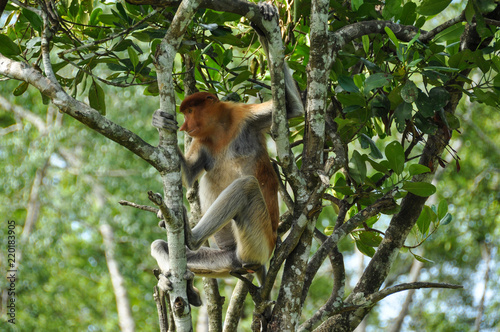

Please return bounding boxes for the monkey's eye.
[188,109,193,114]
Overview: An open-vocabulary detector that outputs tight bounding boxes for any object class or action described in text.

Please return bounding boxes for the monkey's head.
[179,92,219,137]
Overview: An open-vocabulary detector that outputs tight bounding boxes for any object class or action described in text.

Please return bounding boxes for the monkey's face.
[179,94,219,138]
[180,107,211,138]
[179,108,197,136]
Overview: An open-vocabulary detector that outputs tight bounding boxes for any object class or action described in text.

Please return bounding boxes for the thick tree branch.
[331,21,419,55]
[303,0,330,175]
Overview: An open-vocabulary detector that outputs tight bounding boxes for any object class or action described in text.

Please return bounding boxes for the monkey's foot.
[157,271,173,293]
[156,270,202,307]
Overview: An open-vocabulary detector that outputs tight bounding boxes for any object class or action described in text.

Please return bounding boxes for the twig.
[58,9,161,56]
[147,191,178,227]
[119,200,158,213]
[10,0,41,15]
[60,56,157,87]
[368,282,463,304]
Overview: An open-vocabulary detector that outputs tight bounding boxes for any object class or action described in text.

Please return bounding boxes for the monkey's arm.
[182,143,213,187]
[249,3,304,130]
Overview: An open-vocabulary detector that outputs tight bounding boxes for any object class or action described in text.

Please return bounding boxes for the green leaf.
[88,79,106,115]
[231,70,251,86]
[99,14,120,26]
[333,176,355,196]
[22,8,43,31]
[127,47,139,68]
[415,91,435,118]
[429,87,450,108]
[352,0,364,11]
[394,102,412,132]
[366,158,389,174]
[474,88,499,106]
[409,164,431,176]
[364,73,393,94]
[349,150,367,184]
[370,94,391,117]
[356,240,375,257]
[401,81,419,103]
[383,0,403,20]
[40,91,50,105]
[417,0,452,16]
[424,66,461,73]
[69,0,80,19]
[402,182,437,197]
[413,253,435,264]
[437,200,448,220]
[434,23,465,43]
[337,92,366,107]
[359,134,383,159]
[444,112,461,129]
[359,231,383,247]
[0,35,21,56]
[417,205,432,234]
[222,49,233,67]
[89,7,103,26]
[144,81,159,96]
[362,35,370,55]
[384,27,399,47]
[13,82,29,96]
[385,141,405,175]
[414,112,438,134]
[440,212,453,225]
[338,75,360,93]
[115,3,130,24]
[399,2,417,25]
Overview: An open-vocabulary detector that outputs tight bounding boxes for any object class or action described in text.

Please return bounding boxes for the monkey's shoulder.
[229,122,267,158]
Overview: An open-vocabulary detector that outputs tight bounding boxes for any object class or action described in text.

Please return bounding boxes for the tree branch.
[0,54,163,170]
[368,282,463,304]
[119,200,159,214]
[420,11,466,43]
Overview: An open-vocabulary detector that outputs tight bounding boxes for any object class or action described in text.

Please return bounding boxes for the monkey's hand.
[152,109,178,132]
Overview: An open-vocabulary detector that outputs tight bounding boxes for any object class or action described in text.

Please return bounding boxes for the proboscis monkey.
[151,2,304,306]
